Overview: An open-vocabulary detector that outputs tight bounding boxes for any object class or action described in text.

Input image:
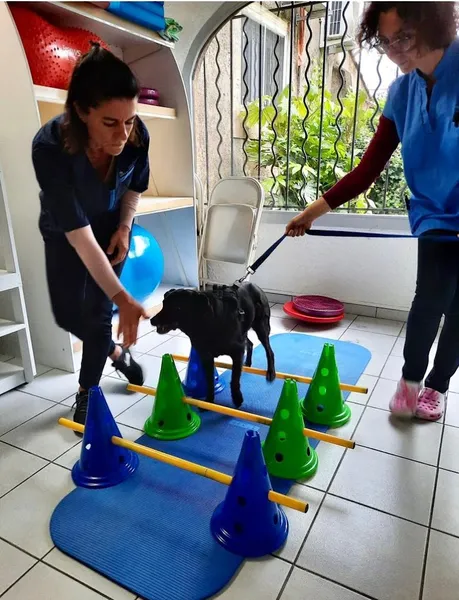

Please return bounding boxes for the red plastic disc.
[138,97,160,106]
[283,301,345,324]
[293,295,344,317]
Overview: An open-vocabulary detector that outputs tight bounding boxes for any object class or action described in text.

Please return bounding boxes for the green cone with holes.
[301,343,351,427]
[262,379,318,480]
[144,354,201,440]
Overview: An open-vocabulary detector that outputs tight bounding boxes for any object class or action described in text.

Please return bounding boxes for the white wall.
[168,1,417,311]
[207,211,417,311]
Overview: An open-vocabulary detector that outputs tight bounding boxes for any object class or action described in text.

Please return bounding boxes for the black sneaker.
[72,391,89,437]
[112,347,144,385]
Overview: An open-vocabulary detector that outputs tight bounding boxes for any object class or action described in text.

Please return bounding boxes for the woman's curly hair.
[358,2,459,49]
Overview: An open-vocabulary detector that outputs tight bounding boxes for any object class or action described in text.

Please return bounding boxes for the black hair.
[62,43,140,153]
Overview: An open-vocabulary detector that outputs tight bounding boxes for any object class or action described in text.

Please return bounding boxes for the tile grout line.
[0,401,66,438]
[295,565,380,600]
[0,534,118,600]
[277,383,370,599]
[418,413,447,600]
[0,460,52,501]
[0,560,39,599]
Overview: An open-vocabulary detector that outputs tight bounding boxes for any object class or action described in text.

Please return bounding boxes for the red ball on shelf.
[10,5,108,90]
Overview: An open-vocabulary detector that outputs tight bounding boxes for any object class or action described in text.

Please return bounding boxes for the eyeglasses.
[373,32,415,54]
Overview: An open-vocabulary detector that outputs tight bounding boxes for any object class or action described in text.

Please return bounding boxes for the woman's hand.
[107,225,130,266]
[112,290,148,348]
[285,197,331,237]
[286,211,314,237]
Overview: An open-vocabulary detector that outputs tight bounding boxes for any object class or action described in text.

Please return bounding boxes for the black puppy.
[150,282,276,407]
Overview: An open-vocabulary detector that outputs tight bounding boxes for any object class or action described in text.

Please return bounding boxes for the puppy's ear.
[163,289,176,300]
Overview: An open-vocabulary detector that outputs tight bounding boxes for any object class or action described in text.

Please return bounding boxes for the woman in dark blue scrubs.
[32,44,150,427]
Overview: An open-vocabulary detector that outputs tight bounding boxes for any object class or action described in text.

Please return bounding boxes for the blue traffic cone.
[72,386,139,489]
[210,430,289,558]
[182,347,225,399]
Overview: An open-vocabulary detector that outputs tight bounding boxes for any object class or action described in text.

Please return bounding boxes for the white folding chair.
[198,177,264,288]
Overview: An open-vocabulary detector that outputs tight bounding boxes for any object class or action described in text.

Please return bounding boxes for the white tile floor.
[1,308,458,599]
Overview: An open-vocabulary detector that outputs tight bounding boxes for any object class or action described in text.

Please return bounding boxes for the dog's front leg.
[201,354,215,403]
[230,348,244,408]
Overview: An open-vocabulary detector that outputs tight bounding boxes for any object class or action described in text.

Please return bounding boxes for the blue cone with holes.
[301,342,352,427]
[72,386,139,488]
[182,347,225,399]
[263,379,318,480]
[210,429,288,558]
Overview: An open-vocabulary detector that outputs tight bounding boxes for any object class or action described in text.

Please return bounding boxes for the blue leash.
[235,228,459,285]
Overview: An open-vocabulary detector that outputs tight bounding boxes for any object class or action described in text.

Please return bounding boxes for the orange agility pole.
[127,383,355,450]
[170,353,367,395]
[58,418,308,513]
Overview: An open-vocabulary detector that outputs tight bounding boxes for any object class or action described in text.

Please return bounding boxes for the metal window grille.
[192,1,407,215]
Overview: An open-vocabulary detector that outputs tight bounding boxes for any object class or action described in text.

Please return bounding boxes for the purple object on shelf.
[292,295,344,318]
[139,97,160,106]
[139,87,159,99]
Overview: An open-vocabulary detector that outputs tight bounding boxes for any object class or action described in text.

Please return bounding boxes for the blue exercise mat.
[50,333,371,600]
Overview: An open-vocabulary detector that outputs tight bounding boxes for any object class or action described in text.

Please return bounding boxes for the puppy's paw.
[205,395,215,404]
[232,392,244,408]
[244,357,252,367]
[266,369,276,383]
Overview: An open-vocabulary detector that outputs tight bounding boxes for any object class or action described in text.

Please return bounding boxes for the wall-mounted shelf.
[0,271,20,293]
[0,359,26,395]
[0,318,25,339]
[27,1,173,50]
[34,85,176,121]
[0,2,197,376]
[136,196,193,216]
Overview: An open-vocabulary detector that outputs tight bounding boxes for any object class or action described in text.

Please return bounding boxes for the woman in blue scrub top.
[32,44,149,427]
[287,2,459,421]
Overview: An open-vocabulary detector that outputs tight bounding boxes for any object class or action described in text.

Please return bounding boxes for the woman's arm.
[119,190,140,230]
[286,115,400,235]
[323,115,400,209]
[66,226,125,299]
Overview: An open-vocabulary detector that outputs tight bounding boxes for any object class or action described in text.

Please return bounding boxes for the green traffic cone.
[144,354,201,440]
[263,379,318,480]
[301,343,351,428]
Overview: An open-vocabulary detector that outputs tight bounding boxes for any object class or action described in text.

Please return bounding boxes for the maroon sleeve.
[323,115,400,209]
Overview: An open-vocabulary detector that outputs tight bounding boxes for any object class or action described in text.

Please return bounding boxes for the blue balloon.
[120,224,164,304]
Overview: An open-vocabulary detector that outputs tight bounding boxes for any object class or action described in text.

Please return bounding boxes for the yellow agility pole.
[58,418,309,513]
[170,353,368,395]
[127,383,355,450]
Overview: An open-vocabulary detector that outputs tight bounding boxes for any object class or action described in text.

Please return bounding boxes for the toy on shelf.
[10,5,108,90]
[302,342,352,427]
[283,294,345,324]
[106,2,166,33]
[119,224,164,305]
[139,87,160,106]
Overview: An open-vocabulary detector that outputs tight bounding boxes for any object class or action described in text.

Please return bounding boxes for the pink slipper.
[416,387,445,421]
[389,379,420,417]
